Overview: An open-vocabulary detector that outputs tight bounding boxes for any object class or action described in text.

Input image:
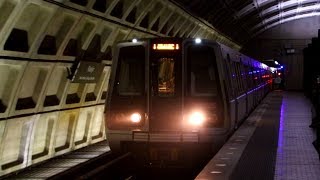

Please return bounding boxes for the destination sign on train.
[153,43,180,50]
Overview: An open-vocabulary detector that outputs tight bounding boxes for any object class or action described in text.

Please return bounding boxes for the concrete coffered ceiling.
[172,0,320,44]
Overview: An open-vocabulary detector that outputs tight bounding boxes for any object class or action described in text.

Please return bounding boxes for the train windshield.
[117,46,145,96]
[187,45,217,96]
[157,58,175,97]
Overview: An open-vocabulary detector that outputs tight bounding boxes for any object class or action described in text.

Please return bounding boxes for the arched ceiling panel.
[172,0,320,44]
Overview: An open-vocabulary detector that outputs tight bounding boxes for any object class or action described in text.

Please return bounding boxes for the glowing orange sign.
[153,44,179,50]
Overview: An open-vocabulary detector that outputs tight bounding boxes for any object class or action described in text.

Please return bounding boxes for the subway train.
[105,38,272,167]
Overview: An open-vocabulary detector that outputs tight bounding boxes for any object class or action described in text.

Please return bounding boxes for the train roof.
[116,37,271,71]
[217,41,270,70]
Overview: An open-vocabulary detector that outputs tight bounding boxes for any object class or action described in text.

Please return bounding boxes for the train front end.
[106,38,227,167]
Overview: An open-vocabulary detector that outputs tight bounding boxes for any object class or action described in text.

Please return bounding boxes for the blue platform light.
[280,66,284,69]
[195,38,202,44]
[132,38,138,43]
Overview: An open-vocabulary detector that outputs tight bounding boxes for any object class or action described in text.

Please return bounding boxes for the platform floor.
[196,91,320,180]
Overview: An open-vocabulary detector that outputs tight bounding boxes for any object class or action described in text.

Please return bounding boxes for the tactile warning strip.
[195,92,276,180]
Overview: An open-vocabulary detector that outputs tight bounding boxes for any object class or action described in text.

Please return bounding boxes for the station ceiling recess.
[172,0,320,44]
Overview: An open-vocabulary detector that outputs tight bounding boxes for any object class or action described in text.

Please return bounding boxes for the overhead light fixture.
[274,61,279,65]
[132,38,138,43]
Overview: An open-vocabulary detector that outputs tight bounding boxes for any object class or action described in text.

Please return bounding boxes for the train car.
[105,38,272,167]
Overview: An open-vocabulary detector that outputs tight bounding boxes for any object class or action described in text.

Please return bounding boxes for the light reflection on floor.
[275,96,285,178]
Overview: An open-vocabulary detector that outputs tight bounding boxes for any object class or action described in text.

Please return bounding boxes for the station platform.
[196,91,320,180]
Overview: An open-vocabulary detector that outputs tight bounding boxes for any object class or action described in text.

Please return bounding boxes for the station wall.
[242,17,320,90]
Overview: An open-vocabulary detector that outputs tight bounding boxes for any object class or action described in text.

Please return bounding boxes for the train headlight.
[195,38,202,44]
[188,111,205,126]
[130,113,141,123]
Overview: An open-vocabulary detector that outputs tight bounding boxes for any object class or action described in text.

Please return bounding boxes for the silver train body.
[105,38,272,165]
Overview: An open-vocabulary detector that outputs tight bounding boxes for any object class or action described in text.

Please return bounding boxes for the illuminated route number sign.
[153,43,180,50]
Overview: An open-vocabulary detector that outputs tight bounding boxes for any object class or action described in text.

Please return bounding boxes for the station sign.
[71,61,105,83]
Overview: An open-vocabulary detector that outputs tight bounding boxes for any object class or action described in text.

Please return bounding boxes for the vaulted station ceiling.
[172,0,320,44]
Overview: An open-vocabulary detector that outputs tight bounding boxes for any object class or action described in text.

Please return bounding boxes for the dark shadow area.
[0,99,7,113]
[38,35,57,55]
[16,97,36,110]
[44,95,60,107]
[93,0,107,13]
[4,28,29,52]
[63,39,78,56]
[70,0,88,6]
[66,93,81,104]
[85,92,97,102]
[110,1,123,18]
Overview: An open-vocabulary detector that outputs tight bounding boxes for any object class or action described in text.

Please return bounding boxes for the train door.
[225,54,237,128]
[230,61,240,126]
[149,40,183,131]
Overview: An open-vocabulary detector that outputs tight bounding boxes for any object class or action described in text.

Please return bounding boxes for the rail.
[78,152,132,179]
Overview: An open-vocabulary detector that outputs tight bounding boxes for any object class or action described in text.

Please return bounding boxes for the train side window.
[238,63,244,93]
[230,61,239,95]
[240,63,247,91]
[116,46,145,96]
[260,69,264,83]
[245,65,253,89]
[253,67,259,85]
[187,45,217,96]
[234,62,243,94]
[263,70,268,83]
[257,69,262,84]
[224,54,234,99]
[235,63,241,93]
[251,67,256,86]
